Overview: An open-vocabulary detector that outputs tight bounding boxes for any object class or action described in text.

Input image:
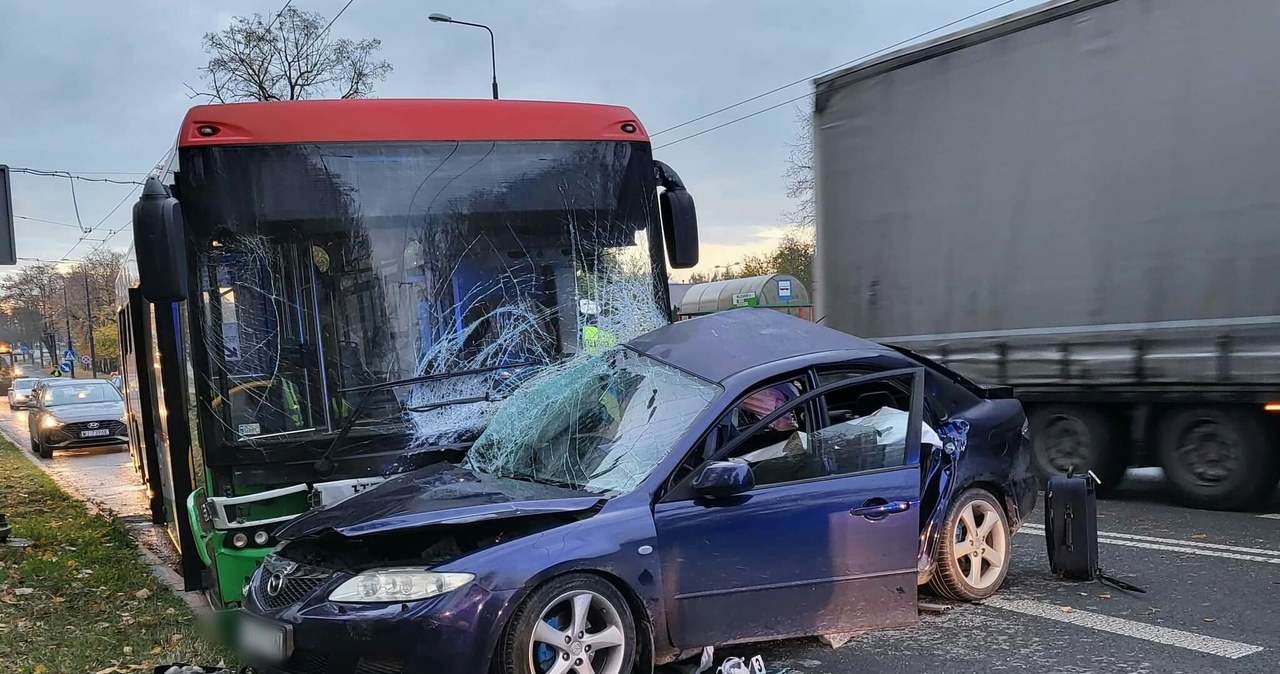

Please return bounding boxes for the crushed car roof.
[627,308,895,383]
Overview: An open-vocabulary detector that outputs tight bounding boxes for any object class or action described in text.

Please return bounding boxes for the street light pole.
[82,268,97,377]
[61,281,74,378]
[428,13,499,99]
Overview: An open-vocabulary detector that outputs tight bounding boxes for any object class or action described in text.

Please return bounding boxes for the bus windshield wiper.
[313,362,533,477]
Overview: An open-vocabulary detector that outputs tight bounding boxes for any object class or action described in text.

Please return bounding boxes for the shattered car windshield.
[179,139,668,460]
[465,347,720,495]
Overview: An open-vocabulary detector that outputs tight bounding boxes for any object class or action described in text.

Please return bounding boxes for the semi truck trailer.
[813,0,1280,510]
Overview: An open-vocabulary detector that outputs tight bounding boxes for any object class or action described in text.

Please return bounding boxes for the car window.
[670,371,928,496]
[819,368,949,424]
[43,382,122,406]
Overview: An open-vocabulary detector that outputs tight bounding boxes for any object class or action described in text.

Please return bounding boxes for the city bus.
[116,98,699,612]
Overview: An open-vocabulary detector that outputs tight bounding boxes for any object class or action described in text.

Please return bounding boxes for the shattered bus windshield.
[466,348,721,495]
[179,140,669,462]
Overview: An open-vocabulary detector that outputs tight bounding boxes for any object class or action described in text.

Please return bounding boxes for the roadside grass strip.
[0,438,229,673]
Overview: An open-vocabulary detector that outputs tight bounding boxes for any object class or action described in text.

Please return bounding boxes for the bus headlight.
[328,569,474,603]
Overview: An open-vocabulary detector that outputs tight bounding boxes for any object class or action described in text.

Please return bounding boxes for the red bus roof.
[177,99,649,147]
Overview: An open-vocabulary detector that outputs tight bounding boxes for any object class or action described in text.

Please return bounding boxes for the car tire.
[498,573,636,674]
[28,434,38,454]
[1028,405,1126,494]
[929,488,1011,602]
[1158,407,1278,511]
[37,436,53,460]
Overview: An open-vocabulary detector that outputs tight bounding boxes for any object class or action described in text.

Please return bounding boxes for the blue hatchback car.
[240,309,1036,674]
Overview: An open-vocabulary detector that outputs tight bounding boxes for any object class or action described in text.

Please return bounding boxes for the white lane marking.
[1257,513,1280,520]
[1021,523,1280,557]
[1018,527,1280,565]
[983,598,1264,660]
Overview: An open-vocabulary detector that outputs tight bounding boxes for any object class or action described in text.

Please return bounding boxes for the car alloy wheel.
[501,573,635,674]
[929,488,1010,601]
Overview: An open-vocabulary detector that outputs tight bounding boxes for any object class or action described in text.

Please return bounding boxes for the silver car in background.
[7,377,38,409]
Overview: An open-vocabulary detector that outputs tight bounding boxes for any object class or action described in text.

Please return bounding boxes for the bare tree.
[783,107,816,227]
[191,7,393,102]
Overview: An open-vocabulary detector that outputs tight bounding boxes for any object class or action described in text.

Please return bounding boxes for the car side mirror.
[132,177,188,302]
[692,460,754,498]
[655,161,699,269]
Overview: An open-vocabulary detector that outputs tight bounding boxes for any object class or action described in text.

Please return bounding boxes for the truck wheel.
[1158,407,1278,511]
[1029,405,1126,493]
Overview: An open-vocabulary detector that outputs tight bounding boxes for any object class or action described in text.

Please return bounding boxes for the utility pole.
[62,282,74,378]
[82,267,97,377]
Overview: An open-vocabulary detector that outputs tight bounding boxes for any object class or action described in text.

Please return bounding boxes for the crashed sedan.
[240,309,1036,673]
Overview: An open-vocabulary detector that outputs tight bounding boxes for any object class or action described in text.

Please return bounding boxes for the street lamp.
[428,13,499,100]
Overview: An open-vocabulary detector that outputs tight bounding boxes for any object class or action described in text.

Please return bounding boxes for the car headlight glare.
[328,569,473,603]
[41,415,60,429]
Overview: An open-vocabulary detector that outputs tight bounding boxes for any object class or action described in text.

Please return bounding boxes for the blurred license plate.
[238,613,292,663]
[79,429,110,438]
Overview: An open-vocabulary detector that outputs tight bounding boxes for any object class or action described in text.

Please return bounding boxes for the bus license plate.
[239,614,292,663]
[80,429,110,438]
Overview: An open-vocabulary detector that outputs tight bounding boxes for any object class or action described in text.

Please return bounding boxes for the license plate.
[80,429,110,438]
[238,613,292,663]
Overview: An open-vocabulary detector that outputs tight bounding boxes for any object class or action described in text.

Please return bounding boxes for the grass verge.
[0,437,231,673]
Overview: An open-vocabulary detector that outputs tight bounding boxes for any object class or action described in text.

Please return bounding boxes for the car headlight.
[41,415,61,429]
[328,569,474,603]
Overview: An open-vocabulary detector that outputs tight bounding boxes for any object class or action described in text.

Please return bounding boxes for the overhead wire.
[8,167,145,186]
[650,0,1020,148]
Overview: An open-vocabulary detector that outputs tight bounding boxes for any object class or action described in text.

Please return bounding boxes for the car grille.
[255,556,333,610]
[62,420,125,435]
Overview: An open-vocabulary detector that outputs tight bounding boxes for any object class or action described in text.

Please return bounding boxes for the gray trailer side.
[814,0,1280,509]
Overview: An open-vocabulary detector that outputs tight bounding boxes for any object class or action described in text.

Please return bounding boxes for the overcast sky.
[0,0,1040,279]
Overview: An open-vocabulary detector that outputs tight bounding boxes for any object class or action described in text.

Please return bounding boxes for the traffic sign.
[62,349,75,361]
[58,362,71,374]
[80,355,90,365]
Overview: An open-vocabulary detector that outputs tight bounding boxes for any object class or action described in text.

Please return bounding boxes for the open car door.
[654,368,925,648]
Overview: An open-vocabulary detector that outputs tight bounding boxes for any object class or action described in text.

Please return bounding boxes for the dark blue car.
[240,309,1036,674]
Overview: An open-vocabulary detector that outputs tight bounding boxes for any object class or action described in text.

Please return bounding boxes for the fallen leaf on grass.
[35,665,46,674]
[122,646,133,655]
[13,587,33,595]
[170,633,183,643]
[150,646,162,655]
[133,588,151,600]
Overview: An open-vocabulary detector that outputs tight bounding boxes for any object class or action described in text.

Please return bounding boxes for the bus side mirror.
[656,161,699,269]
[132,177,188,302]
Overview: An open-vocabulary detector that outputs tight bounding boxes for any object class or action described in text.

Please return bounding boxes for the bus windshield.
[179,140,668,461]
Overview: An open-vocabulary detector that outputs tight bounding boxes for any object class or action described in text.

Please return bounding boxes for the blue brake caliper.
[535,614,567,672]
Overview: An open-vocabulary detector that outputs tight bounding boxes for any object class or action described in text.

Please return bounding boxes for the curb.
[1,421,211,616]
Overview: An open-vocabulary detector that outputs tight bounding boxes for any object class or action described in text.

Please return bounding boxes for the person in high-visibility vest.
[582,317,616,355]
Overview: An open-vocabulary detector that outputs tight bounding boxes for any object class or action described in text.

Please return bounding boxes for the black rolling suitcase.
[1044,469,1099,579]
[1044,469,1145,592]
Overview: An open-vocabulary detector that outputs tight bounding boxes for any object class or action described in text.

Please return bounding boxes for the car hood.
[46,402,124,422]
[275,463,604,540]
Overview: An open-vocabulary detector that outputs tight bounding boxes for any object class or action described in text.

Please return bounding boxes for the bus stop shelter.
[676,273,813,321]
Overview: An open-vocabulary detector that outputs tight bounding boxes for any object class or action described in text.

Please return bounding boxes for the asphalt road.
[3,401,1277,674]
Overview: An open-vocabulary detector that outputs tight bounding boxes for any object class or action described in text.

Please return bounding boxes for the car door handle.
[849,498,911,520]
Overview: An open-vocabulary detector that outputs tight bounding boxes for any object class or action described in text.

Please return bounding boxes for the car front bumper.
[40,429,128,448]
[242,568,515,674]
